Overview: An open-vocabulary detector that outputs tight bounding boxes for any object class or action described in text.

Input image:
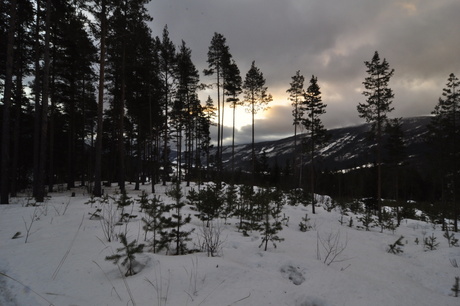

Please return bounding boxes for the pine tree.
[116,191,133,222]
[0,0,17,204]
[173,41,199,184]
[257,188,285,251]
[357,51,395,221]
[105,233,145,276]
[427,73,460,232]
[141,195,170,252]
[157,25,176,185]
[387,235,404,254]
[243,61,272,188]
[287,70,305,188]
[165,182,192,255]
[204,33,231,177]
[301,75,328,214]
[385,118,406,225]
[187,184,224,227]
[452,277,460,297]
[224,59,242,177]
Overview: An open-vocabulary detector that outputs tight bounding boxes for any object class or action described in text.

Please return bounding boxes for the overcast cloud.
[147,0,460,145]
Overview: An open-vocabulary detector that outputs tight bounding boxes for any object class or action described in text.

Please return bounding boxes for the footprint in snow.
[280,264,305,285]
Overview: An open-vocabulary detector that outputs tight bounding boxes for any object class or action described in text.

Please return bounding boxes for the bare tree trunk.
[93,0,106,197]
[36,0,52,202]
[11,62,22,197]
[118,43,126,193]
[0,0,17,204]
[32,0,41,199]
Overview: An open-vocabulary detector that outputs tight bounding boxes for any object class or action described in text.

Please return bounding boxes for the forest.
[1,0,459,231]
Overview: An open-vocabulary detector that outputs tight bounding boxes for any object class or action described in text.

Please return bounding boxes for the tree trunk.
[93,0,106,197]
[11,61,22,197]
[118,43,126,193]
[32,0,41,199]
[0,0,17,204]
[36,0,52,202]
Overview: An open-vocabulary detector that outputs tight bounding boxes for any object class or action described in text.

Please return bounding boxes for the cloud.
[148,0,460,142]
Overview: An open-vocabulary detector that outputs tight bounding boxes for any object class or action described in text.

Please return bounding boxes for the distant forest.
[0,0,459,229]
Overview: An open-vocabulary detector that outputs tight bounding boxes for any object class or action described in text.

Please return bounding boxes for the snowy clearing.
[0,182,459,306]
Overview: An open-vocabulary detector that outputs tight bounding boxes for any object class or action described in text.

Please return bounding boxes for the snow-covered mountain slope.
[214,116,431,172]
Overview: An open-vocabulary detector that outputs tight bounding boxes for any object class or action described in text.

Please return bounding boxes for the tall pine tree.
[427,73,460,232]
[242,61,272,188]
[287,70,305,188]
[357,51,395,220]
[301,75,328,214]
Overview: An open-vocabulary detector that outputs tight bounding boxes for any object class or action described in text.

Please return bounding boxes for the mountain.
[217,116,432,172]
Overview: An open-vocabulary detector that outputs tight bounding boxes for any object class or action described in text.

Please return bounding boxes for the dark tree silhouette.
[242,61,272,188]
[357,51,395,220]
[301,75,328,214]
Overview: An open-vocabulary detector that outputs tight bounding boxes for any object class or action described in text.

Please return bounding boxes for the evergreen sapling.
[141,195,170,252]
[452,277,460,297]
[116,192,135,222]
[443,229,459,247]
[105,233,145,276]
[387,235,404,254]
[299,213,312,232]
[165,183,193,255]
[257,189,285,251]
[424,233,439,251]
[136,190,150,212]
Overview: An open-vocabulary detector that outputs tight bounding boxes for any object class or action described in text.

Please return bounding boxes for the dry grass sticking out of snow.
[0,182,459,306]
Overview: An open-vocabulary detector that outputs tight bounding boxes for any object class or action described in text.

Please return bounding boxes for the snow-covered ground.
[1,183,459,306]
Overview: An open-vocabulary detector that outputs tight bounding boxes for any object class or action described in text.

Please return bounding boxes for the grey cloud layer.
[148,0,460,145]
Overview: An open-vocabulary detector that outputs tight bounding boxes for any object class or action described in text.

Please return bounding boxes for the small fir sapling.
[348,217,354,228]
[136,190,150,212]
[452,277,460,297]
[414,237,419,245]
[84,195,97,207]
[287,188,308,206]
[378,209,397,233]
[443,229,459,247]
[105,233,145,276]
[258,188,285,251]
[165,182,193,255]
[358,211,375,231]
[141,195,170,252]
[424,233,439,251]
[187,184,224,227]
[299,213,312,232]
[236,185,255,234]
[116,192,135,222]
[223,184,238,221]
[387,235,404,254]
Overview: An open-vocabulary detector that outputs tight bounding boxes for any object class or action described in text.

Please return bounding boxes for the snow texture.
[0,182,459,306]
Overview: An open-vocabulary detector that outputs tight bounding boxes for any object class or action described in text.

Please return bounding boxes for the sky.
[146,0,460,145]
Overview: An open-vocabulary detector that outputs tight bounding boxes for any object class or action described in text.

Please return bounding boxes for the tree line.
[0,0,276,203]
[1,1,458,230]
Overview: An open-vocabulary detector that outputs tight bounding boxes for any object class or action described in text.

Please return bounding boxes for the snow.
[1,183,459,306]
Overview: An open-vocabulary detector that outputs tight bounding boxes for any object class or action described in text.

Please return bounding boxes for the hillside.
[216,116,431,172]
